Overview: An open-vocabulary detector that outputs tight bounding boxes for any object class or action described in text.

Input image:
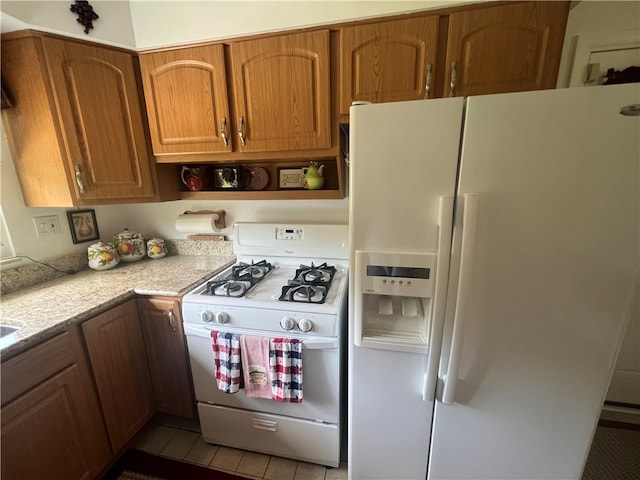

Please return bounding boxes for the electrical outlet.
[33,215,61,238]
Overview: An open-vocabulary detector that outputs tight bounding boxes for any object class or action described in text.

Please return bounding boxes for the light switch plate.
[33,215,61,237]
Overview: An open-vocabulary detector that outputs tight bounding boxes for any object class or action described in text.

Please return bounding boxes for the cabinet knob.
[74,165,85,194]
[238,116,246,146]
[424,64,432,100]
[449,61,457,97]
[166,308,177,332]
[221,117,229,146]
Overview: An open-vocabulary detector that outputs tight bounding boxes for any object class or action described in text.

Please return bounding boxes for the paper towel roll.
[175,213,221,234]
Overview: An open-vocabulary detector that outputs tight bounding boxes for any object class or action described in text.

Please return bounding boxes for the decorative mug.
[181,166,208,192]
[147,238,167,259]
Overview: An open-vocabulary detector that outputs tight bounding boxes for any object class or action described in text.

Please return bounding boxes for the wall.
[2,0,638,266]
[4,0,445,264]
[556,1,640,88]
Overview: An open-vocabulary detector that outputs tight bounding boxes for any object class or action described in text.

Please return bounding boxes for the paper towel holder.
[183,210,226,230]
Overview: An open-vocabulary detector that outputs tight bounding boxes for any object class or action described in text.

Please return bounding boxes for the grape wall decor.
[70,0,99,34]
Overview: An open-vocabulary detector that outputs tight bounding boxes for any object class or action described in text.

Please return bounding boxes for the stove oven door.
[184,323,343,466]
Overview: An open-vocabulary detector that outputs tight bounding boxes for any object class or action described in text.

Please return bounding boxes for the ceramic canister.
[113,228,146,262]
[88,242,120,270]
[147,238,167,259]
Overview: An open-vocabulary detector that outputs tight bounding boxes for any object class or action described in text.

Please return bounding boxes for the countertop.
[0,254,236,358]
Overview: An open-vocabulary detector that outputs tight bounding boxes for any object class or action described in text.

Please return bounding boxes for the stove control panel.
[200,310,229,324]
[276,226,304,240]
[280,317,314,332]
[183,303,338,337]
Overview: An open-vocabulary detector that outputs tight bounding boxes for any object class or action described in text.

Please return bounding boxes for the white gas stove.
[182,223,348,335]
[181,223,349,467]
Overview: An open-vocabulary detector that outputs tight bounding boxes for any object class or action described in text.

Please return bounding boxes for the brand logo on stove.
[285,250,295,254]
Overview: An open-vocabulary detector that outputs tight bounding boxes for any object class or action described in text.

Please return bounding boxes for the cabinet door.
[43,38,156,201]
[340,16,439,115]
[137,297,195,419]
[83,300,155,452]
[229,30,331,152]
[1,331,111,480]
[443,1,570,97]
[139,45,232,155]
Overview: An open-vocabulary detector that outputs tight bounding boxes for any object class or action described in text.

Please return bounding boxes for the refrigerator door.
[429,84,640,479]
[348,98,463,480]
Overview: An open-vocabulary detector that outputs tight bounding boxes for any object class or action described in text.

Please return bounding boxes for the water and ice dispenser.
[353,250,436,353]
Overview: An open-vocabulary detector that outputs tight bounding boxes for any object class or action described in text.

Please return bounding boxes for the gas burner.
[279,282,328,304]
[208,280,248,297]
[232,260,274,279]
[293,263,336,285]
[203,259,274,297]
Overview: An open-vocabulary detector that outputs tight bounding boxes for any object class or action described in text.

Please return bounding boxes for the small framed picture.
[278,168,307,189]
[67,209,99,244]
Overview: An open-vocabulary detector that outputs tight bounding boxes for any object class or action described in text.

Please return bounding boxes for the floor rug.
[102,449,243,480]
[582,421,640,480]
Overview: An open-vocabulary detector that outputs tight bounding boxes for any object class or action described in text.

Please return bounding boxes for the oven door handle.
[183,323,338,349]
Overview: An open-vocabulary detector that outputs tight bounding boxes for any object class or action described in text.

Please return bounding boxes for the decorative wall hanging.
[67,209,100,244]
[70,1,99,34]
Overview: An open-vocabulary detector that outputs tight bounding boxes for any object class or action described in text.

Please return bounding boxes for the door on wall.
[584,46,640,85]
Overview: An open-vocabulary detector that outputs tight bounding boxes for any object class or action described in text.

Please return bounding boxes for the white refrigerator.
[347,84,640,480]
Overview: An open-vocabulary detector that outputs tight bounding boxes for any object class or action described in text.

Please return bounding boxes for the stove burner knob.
[200,310,214,323]
[298,318,313,332]
[280,317,296,331]
[215,312,230,324]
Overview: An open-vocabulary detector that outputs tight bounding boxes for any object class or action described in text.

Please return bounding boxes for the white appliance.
[182,223,348,467]
[347,84,640,480]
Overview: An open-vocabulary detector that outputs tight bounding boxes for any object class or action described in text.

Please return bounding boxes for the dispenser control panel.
[357,250,436,297]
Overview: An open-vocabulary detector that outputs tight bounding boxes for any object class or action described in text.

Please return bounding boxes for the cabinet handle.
[166,308,177,332]
[238,116,246,146]
[74,165,85,194]
[449,61,457,97]
[220,117,228,146]
[424,64,432,99]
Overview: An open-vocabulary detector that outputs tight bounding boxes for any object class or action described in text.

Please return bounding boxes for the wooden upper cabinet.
[139,44,232,155]
[443,1,570,97]
[1,33,157,206]
[339,16,439,115]
[44,38,156,201]
[229,30,332,152]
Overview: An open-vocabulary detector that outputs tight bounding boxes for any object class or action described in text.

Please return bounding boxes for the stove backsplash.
[2,239,234,295]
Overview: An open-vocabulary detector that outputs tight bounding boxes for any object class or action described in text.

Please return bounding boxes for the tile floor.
[132,408,639,480]
[131,414,348,480]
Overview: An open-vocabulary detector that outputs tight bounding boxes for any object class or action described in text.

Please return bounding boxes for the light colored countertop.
[0,254,235,358]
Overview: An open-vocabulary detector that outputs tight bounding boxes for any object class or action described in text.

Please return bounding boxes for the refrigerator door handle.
[423,195,454,402]
[442,193,479,405]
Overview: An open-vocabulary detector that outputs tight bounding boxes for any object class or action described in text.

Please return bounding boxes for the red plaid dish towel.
[211,331,241,394]
[269,338,303,403]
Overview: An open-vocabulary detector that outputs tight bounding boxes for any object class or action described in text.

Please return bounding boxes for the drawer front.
[1,331,75,405]
[197,403,340,467]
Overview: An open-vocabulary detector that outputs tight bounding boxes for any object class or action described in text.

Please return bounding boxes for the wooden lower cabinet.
[82,299,156,453]
[0,330,112,480]
[137,297,195,419]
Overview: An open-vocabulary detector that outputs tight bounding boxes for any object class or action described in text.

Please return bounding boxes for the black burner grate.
[279,263,336,304]
[204,260,274,297]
